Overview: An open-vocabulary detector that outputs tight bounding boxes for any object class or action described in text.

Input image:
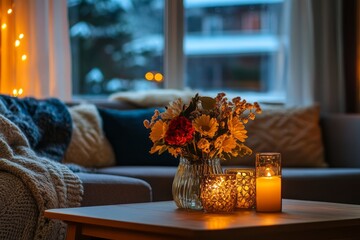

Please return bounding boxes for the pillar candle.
[255,152,282,212]
[256,175,281,212]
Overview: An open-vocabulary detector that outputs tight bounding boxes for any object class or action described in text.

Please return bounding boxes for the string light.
[12,88,23,97]
[14,39,20,47]
[0,0,28,97]
[2,1,27,96]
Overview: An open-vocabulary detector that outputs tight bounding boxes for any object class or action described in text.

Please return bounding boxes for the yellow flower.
[228,117,247,142]
[197,138,211,154]
[150,120,168,143]
[193,114,218,138]
[214,134,237,154]
[222,136,237,153]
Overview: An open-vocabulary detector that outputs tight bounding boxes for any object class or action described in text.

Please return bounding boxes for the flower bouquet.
[144,92,261,162]
[144,92,261,210]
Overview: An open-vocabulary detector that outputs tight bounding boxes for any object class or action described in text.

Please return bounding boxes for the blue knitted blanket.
[0,95,72,162]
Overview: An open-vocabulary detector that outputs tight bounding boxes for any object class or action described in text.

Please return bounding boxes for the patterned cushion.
[223,105,327,167]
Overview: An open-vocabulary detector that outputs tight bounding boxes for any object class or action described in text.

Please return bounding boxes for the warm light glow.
[19,33,24,39]
[266,168,272,177]
[15,40,20,47]
[7,8,13,14]
[1,23,7,29]
[200,174,237,213]
[154,73,163,82]
[21,54,27,61]
[12,88,24,97]
[145,72,154,81]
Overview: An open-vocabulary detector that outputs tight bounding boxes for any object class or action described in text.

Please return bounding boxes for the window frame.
[165,0,286,103]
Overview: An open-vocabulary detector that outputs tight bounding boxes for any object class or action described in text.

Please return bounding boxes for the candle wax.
[256,176,282,212]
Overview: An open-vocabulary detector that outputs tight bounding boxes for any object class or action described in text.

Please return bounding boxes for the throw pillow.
[98,107,179,166]
[109,89,197,108]
[222,105,327,167]
[63,104,116,168]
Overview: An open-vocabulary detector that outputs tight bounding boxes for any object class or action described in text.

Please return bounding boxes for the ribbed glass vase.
[172,157,223,210]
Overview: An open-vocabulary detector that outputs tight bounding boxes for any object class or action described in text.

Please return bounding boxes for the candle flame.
[266,168,272,177]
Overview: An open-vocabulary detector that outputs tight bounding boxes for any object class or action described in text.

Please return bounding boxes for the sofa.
[1,96,360,239]
[73,99,360,205]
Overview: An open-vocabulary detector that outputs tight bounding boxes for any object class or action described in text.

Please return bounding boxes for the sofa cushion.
[282,168,360,204]
[97,166,178,201]
[77,173,152,206]
[222,105,326,167]
[63,104,116,168]
[321,114,360,167]
[98,108,179,166]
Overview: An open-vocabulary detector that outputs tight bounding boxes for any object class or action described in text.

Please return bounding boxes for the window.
[68,0,164,95]
[68,0,285,102]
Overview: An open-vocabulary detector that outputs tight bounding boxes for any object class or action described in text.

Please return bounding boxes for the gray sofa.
[78,101,360,206]
[2,98,360,239]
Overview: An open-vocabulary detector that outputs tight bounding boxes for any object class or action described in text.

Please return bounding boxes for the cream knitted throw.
[0,115,83,239]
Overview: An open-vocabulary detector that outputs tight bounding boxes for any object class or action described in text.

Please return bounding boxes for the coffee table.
[44,199,360,240]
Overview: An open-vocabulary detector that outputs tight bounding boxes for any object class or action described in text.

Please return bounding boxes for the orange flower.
[150,120,168,143]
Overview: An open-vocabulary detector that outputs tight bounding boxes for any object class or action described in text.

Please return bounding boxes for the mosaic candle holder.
[225,168,256,209]
[200,174,237,213]
[255,152,282,212]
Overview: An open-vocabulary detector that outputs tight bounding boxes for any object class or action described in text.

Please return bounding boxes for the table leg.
[65,223,81,240]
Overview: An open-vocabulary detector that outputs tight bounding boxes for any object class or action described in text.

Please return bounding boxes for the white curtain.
[0,0,71,100]
[285,0,345,113]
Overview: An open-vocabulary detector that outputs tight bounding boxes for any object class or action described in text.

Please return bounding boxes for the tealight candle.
[255,153,282,212]
[200,174,237,213]
[225,168,256,209]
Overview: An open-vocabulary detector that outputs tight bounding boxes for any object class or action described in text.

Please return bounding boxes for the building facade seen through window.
[68,0,285,101]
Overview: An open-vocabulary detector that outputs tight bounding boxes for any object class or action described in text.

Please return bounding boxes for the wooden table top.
[45,199,360,240]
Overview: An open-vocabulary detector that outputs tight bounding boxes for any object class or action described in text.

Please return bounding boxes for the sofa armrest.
[321,114,360,167]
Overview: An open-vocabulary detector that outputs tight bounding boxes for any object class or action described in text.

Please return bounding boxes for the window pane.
[68,0,164,96]
[184,0,284,94]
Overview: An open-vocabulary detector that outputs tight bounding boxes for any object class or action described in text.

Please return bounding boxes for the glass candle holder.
[200,174,237,213]
[225,168,256,209]
[255,152,282,212]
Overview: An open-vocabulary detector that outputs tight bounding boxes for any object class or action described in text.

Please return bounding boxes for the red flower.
[165,116,194,146]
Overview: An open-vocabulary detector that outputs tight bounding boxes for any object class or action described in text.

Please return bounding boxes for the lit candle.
[200,174,237,213]
[225,168,256,209]
[255,153,282,212]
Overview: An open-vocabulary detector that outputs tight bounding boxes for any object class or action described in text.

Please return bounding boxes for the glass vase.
[172,157,223,210]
